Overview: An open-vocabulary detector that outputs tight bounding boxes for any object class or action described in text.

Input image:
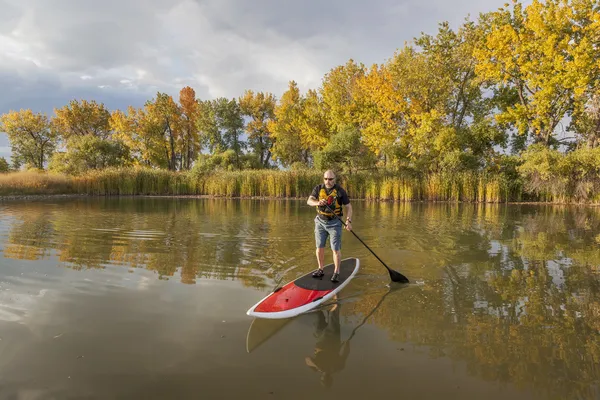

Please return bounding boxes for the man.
[307,170,352,282]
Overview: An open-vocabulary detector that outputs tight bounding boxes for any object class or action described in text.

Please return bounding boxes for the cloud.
[0,0,512,157]
[0,0,508,106]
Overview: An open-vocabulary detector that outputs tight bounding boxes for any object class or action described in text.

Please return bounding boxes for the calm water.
[0,197,599,400]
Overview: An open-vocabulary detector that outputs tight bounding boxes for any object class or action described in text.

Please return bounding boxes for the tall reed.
[0,170,76,195]
[0,165,595,203]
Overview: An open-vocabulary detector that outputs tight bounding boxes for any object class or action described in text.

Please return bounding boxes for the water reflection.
[0,198,599,399]
[305,303,349,388]
[0,198,311,288]
[304,288,396,388]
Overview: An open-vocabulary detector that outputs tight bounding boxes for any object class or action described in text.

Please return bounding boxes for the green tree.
[239,90,277,168]
[312,127,376,173]
[356,20,508,172]
[213,97,245,169]
[0,157,10,172]
[196,100,224,154]
[48,134,131,175]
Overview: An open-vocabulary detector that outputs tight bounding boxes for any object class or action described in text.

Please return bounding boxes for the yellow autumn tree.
[354,63,406,160]
[320,59,367,134]
[268,81,307,167]
[179,86,201,170]
[298,89,331,152]
[473,0,598,146]
[52,99,112,141]
[109,106,153,166]
[145,92,182,171]
[0,109,58,170]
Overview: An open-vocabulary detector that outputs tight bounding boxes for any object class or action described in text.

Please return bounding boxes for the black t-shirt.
[310,184,350,215]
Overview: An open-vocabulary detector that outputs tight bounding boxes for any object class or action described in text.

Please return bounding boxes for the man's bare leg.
[333,250,341,273]
[316,247,325,269]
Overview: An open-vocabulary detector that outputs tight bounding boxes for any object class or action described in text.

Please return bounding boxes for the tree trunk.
[259,136,264,165]
[167,121,176,171]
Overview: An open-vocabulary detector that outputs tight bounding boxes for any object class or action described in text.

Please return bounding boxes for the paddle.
[320,203,409,283]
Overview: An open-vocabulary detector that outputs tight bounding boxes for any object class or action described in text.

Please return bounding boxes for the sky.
[0,0,515,161]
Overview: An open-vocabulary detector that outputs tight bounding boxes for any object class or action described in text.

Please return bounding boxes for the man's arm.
[344,203,353,222]
[341,189,352,230]
[307,186,325,206]
[308,196,327,207]
[307,195,318,206]
[340,188,352,221]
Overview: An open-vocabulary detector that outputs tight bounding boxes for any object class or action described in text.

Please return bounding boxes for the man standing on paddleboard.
[307,170,353,282]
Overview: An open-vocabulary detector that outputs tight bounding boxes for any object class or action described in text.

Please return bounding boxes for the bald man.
[307,170,353,282]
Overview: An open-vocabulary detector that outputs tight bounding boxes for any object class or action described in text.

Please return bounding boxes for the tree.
[145,92,182,171]
[354,63,406,161]
[239,90,277,167]
[213,98,245,169]
[268,81,308,167]
[352,20,507,172]
[299,89,331,153]
[179,86,201,170]
[48,135,131,175]
[0,109,57,170]
[473,0,598,146]
[416,20,508,165]
[110,105,169,168]
[0,157,10,172]
[52,99,112,141]
[415,20,484,132]
[196,100,223,154]
[312,127,377,173]
[571,91,600,149]
[320,59,367,134]
[385,46,463,170]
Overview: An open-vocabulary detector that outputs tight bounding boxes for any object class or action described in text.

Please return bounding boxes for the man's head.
[323,170,336,189]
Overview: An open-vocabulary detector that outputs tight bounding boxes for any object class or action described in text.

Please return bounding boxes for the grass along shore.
[0,167,598,204]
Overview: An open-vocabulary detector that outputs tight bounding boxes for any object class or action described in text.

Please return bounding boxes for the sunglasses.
[323,177,334,181]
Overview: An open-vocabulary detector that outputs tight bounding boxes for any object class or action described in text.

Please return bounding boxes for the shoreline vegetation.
[1,1,599,205]
[0,167,598,205]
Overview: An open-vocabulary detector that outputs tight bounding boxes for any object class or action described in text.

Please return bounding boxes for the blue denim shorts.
[314,216,343,251]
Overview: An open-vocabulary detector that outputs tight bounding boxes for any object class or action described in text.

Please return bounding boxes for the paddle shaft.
[321,202,396,275]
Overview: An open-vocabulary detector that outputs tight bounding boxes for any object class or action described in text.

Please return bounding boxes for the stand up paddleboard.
[246,257,360,319]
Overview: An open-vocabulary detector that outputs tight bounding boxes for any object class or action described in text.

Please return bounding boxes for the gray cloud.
[0,0,513,159]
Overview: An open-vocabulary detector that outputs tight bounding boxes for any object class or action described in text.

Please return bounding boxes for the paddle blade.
[388,268,409,283]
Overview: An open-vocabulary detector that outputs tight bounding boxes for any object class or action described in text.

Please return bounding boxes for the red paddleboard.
[246,258,360,319]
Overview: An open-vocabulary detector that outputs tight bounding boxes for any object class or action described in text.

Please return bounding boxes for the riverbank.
[0,167,598,204]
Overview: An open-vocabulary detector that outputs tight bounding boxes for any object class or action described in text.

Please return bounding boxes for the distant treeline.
[1,0,599,203]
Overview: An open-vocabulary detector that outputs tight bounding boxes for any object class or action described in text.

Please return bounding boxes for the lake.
[0,197,599,399]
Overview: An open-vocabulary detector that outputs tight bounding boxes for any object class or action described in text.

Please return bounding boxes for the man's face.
[323,174,335,188]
